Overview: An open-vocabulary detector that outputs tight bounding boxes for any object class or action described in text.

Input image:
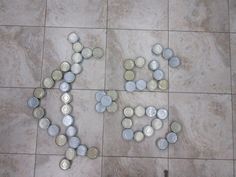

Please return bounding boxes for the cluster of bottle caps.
[27,32,104,170]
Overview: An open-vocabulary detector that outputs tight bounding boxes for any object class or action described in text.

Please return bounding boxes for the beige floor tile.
[231,34,236,94]
[230,0,236,32]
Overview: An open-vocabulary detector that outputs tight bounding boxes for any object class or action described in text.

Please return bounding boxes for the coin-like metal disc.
[122,128,134,141]
[61,104,73,115]
[148,60,160,71]
[95,91,106,102]
[95,102,106,113]
[33,107,45,119]
[121,118,133,129]
[106,102,118,113]
[77,144,88,156]
[48,124,60,137]
[158,80,168,90]
[124,59,135,70]
[145,106,157,118]
[33,88,46,99]
[124,70,135,81]
[43,77,54,89]
[106,90,118,101]
[65,148,76,160]
[87,147,99,159]
[162,48,174,60]
[169,56,181,68]
[67,32,79,44]
[64,72,76,83]
[68,136,80,149]
[72,52,83,63]
[92,47,104,59]
[61,92,73,104]
[39,117,50,129]
[59,82,71,92]
[101,95,112,107]
[143,125,154,137]
[156,138,168,150]
[62,115,74,127]
[125,81,136,92]
[157,108,168,120]
[170,121,182,134]
[81,47,93,59]
[60,61,71,72]
[134,105,145,117]
[166,132,178,144]
[151,118,163,130]
[152,43,163,55]
[71,63,83,75]
[123,107,134,117]
[135,57,146,68]
[73,42,83,53]
[66,126,77,137]
[136,80,147,91]
[55,134,67,146]
[51,70,63,81]
[153,69,164,81]
[59,158,71,170]
[134,131,145,142]
[147,79,158,91]
[27,97,39,109]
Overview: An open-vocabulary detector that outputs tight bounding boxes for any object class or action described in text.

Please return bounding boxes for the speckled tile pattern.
[0,0,235,177]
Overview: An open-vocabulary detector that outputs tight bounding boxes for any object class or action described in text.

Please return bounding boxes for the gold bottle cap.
[134,105,145,117]
[51,69,63,81]
[134,131,145,142]
[134,57,146,68]
[121,118,133,129]
[33,107,45,119]
[60,61,71,72]
[106,102,118,113]
[123,59,135,70]
[55,134,67,146]
[158,79,168,90]
[124,70,135,81]
[87,147,99,159]
[65,148,76,161]
[43,77,54,88]
[33,87,46,99]
[147,79,158,91]
[170,121,182,133]
[106,90,118,101]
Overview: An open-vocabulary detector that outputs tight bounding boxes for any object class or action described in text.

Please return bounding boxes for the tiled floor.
[0,0,235,177]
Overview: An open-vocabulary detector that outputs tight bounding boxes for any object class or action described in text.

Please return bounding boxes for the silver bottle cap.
[92,47,104,59]
[68,136,80,149]
[106,90,118,101]
[134,57,146,68]
[170,121,182,134]
[169,56,181,68]
[143,125,154,137]
[151,118,163,130]
[67,32,79,44]
[61,92,73,104]
[145,106,157,118]
[59,82,71,92]
[77,144,88,156]
[71,63,83,75]
[33,88,46,99]
[147,79,158,91]
[157,108,168,120]
[43,77,54,88]
[66,126,77,137]
[62,115,74,127]
[61,104,73,115]
[123,59,135,70]
[134,131,145,142]
[153,69,164,81]
[73,42,83,53]
[121,118,133,129]
[60,61,71,72]
[152,43,163,55]
[72,52,83,63]
[95,102,106,113]
[48,124,60,137]
[33,107,45,119]
[101,95,112,107]
[55,134,67,146]
[122,128,134,141]
[64,72,76,83]
[166,132,178,144]
[59,158,71,170]
[39,117,50,129]
[51,70,63,81]
[123,106,134,117]
[27,97,39,109]
[106,102,118,113]
[162,48,174,60]
[65,148,76,160]
[81,47,92,59]
[134,105,145,117]
[148,60,160,71]
[95,91,106,102]
[136,80,147,91]
[156,138,168,150]
[125,81,136,92]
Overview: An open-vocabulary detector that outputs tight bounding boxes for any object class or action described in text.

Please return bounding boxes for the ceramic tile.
[230,0,236,32]
[0,154,35,177]
[42,27,105,89]
[0,88,37,153]
[108,0,168,30]
[231,34,236,94]
[0,0,45,26]
[106,29,168,90]
[37,89,103,155]
[169,159,233,177]
[46,0,107,28]
[169,0,229,32]
[169,93,233,159]
[0,26,44,87]
[103,91,168,157]
[169,32,231,93]
[35,155,101,177]
[103,157,168,177]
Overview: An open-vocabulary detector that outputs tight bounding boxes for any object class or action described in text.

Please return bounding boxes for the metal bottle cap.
[170,121,182,133]
[123,107,134,117]
[81,47,92,59]
[134,105,145,117]
[55,134,67,146]
[62,115,74,127]
[121,118,133,128]
[59,82,71,92]
[158,80,168,90]
[61,93,73,104]
[73,42,83,53]
[65,148,76,160]
[43,77,54,88]
[33,88,46,99]
[27,97,40,109]
[51,70,63,81]
[135,57,146,68]
[77,144,88,156]
[66,126,77,137]
[101,95,112,107]
[156,138,168,150]
[162,48,174,60]
[123,59,135,70]
[59,158,71,170]
[166,132,178,144]
[153,69,164,81]
[136,80,147,91]
[33,107,45,119]
[152,43,163,55]
[39,117,50,129]
[157,108,168,120]
[68,136,80,149]
[134,131,145,142]
[143,125,154,137]
[92,47,104,59]
[95,91,106,102]
[147,79,158,91]
[107,90,118,101]
[72,52,83,63]
[148,60,160,71]
[106,102,118,113]
[151,118,163,130]
[95,102,106,113]
[71,63,83,75]
[169,56,181,68]
[124,70,135,81]
[61,104,73,115]
[125,81,136,92]
[60,61,71,72]
[87,147,99,159]
[122,128,134,141]
[67,32,79,44]
[48,124,60,137]
[145,106,157,118]
[64,72,76,83]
